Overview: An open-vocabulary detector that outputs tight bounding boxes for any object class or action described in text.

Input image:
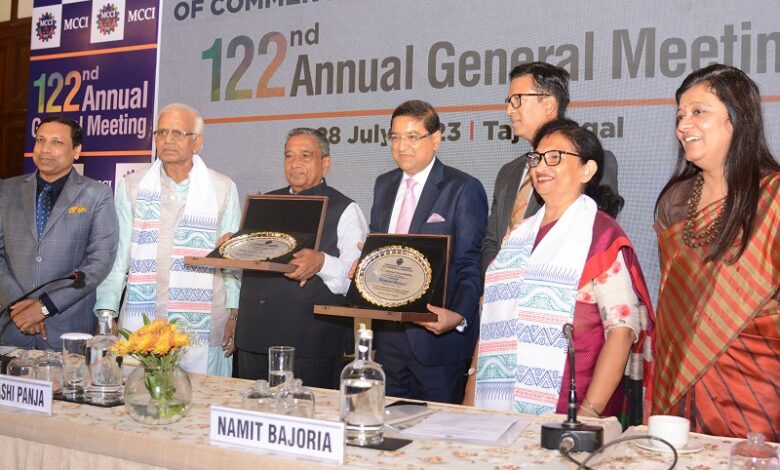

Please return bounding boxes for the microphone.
[0,271,86,319]
[540,323,604,452]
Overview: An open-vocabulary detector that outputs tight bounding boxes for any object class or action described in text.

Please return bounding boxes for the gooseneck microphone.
[0,271,86,319]
[563,323,581,426]
[540,323,604,453]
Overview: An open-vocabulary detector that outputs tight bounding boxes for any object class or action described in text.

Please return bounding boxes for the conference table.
[0,371,746,469]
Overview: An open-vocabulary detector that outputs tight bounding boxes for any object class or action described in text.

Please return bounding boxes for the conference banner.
[158,0,779,298]
[25,0,159,189]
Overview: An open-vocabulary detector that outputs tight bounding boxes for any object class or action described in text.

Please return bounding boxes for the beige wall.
[0,0,32,21]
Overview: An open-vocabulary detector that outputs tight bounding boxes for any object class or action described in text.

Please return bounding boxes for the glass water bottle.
[339,324,385,446]
[86,310,123,397]
[730,433,780,470]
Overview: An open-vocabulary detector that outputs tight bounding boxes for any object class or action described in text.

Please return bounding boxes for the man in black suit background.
[235,128,368,389]
[482,62,620,272]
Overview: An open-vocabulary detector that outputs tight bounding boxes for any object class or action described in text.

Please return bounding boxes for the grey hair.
[158,103,205,135]
[286,128,330,157]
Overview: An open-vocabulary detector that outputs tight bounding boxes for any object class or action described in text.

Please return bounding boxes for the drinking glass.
[7,350,35,378]
[34,349,64,394]
[61,332,92,397]
[268,346,295,390]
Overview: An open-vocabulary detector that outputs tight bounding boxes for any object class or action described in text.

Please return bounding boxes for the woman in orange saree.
[653,64,780,441]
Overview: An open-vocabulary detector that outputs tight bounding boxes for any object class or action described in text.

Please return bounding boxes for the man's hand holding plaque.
[315,234,450,323]
[286,249,326,287]
[414,304,464,335]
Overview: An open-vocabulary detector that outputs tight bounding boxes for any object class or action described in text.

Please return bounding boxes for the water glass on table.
[268,346,295,390]
[61,332,92,397]
[33,350,64,394]
[7,350,35,378]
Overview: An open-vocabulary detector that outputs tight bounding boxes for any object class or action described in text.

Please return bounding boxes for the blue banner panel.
[26,0,160,190]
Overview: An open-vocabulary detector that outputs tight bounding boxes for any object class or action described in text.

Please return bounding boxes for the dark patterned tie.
[507,174,533,236]
[36,184,53,239]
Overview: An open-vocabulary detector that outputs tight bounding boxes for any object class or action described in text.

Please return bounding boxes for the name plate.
[0,374,53,415]
[209,405,345,465]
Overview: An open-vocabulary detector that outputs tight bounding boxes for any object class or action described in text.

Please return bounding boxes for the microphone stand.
[540,323,604,452]
[0,271,85,320]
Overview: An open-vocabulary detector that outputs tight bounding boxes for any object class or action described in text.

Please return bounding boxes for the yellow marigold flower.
[152,330,174,355]
[127,335,142,353]
[115,318,188,359]
[147,319,167,335]
[112,339,131,356]
[173,331,190,348]
[135,332,157,354]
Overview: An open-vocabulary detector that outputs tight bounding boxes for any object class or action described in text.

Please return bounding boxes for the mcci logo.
[96,4,120,35]
[35,12,57,42]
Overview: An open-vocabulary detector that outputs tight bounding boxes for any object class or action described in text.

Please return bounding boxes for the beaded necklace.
[682,174,725,248]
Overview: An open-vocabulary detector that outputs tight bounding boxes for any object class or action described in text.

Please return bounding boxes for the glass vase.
[124,362,192,425]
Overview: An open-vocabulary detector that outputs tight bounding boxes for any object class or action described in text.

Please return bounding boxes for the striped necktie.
[507,174,533,236]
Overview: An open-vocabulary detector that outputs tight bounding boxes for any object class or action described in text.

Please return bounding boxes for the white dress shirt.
[387,157,437,233]
[317,201,368,295]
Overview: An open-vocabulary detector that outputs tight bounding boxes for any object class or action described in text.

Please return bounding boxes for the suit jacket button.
[35,256,42,262]
[259,300,266,305]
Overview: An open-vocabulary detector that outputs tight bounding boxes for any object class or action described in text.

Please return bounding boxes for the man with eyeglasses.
[95,103,241,377]
[0,116,118,349]
[368,100,488,404]
[481,62,620,272]
[234,128,368,389]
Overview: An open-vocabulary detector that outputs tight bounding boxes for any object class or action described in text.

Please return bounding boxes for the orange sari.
[653,173,780,441]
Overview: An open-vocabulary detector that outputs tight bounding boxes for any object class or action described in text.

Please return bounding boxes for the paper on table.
[384,405,435,432]
[0,346,20,356]
[399,411,532,442]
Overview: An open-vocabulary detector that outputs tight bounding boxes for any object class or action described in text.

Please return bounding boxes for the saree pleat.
[654,173,780,439]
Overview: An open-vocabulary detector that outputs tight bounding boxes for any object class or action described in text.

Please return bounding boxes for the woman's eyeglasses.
[525,150,581,167]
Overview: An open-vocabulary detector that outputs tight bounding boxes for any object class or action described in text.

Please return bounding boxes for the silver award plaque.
[219,232,297,261]
[355,245,432,308]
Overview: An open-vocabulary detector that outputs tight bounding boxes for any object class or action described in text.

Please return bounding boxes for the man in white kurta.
[95,103,240,376]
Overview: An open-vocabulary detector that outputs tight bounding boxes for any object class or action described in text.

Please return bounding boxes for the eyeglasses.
[504,93,550,109]
[525,150,581,167]
[152,129,197,140]
[388,133,431,146]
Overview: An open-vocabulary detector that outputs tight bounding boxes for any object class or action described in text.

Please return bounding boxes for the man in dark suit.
[235,128,368,389]
[482,62,620,272]
[370,100,488,404]
[0,116,118,349]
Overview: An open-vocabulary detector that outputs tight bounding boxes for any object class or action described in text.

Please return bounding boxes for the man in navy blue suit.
[369,100,488,404]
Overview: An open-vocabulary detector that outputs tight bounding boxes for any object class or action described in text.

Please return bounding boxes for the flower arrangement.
[113,316,191,363]
[113,315,193,424]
